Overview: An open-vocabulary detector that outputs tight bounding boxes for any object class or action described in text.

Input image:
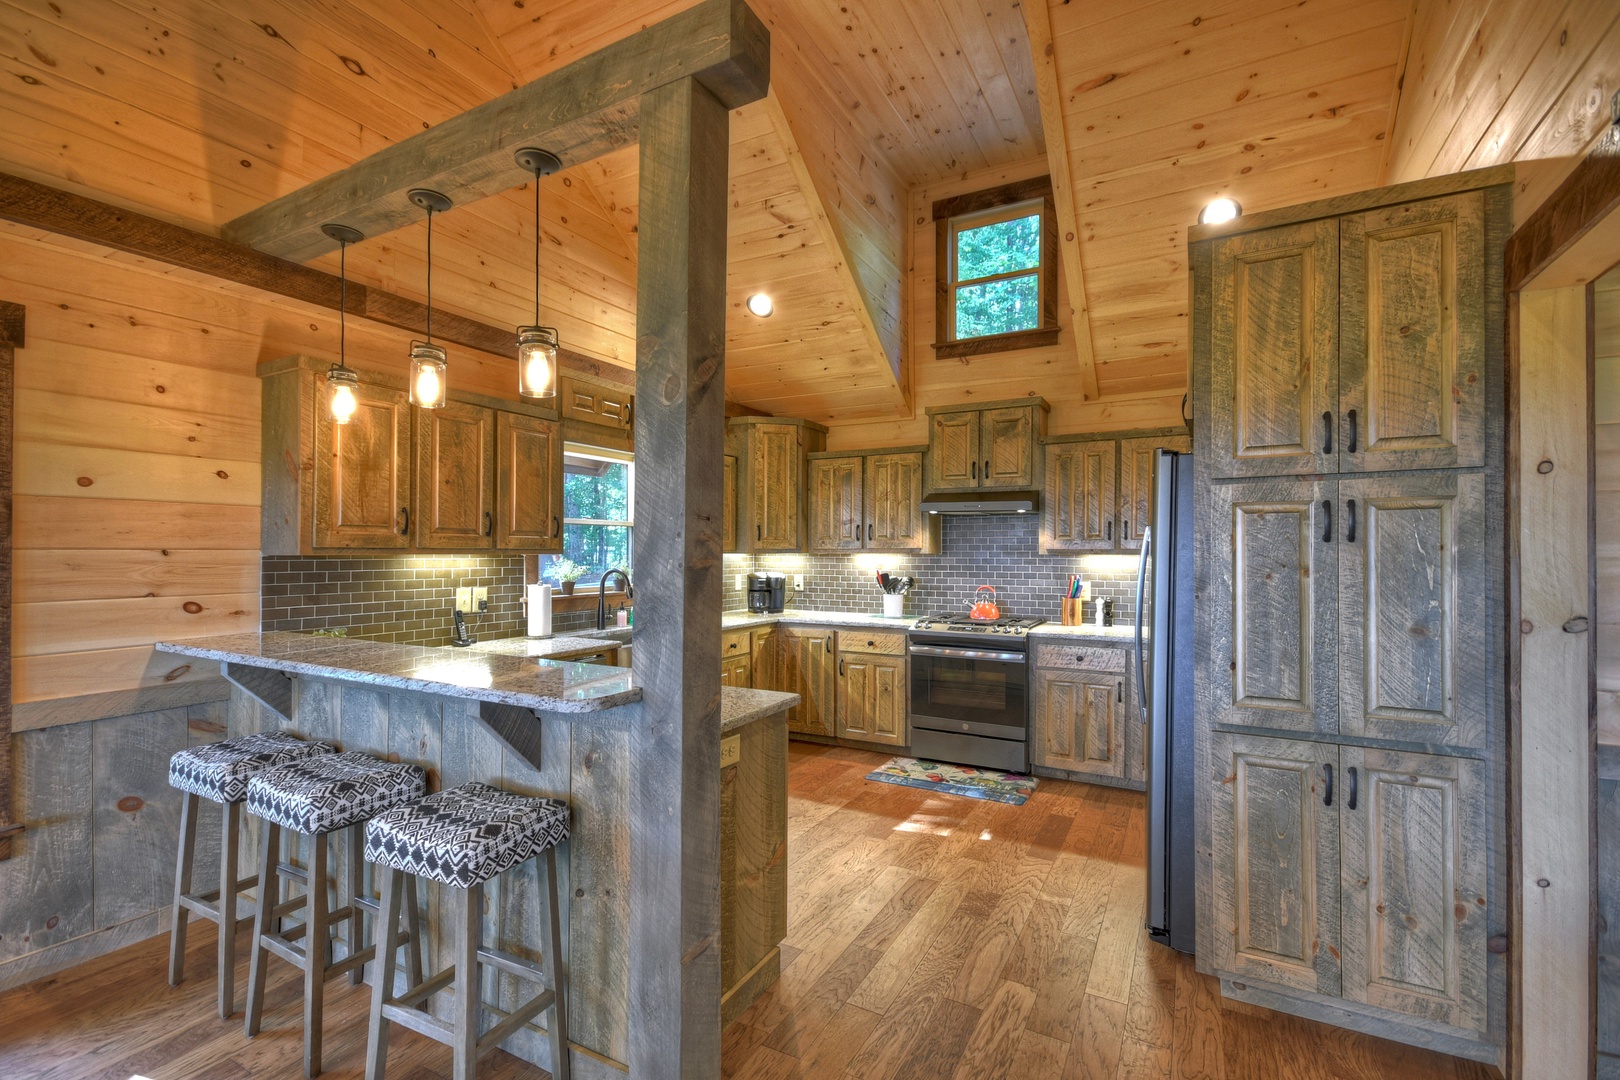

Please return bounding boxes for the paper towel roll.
[526,584,552,637]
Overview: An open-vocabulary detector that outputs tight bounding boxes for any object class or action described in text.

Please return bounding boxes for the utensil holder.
[1061,598,1083,626]
[882,594,905,618]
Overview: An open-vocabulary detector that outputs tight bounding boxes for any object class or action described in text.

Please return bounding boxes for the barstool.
[242,751,427,1077]
[167,731,335,1018]
[363,782,572,1080]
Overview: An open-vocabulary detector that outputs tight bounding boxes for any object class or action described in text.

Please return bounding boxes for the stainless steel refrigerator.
[1135,448,1196,954]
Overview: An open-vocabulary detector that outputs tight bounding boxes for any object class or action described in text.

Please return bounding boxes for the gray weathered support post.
[629,77,729,1079]
[0,302,17,861]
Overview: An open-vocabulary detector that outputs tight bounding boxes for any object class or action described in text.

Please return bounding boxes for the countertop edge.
[721,688,799,733]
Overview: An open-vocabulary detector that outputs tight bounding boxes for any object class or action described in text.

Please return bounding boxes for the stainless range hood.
[922,490,1042,515]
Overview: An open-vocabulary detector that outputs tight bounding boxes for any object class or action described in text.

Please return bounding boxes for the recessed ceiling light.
[746,293,774,318]
[1199,197,1242,225]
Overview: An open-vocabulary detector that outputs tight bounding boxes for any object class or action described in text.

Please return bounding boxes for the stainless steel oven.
[907,632,1030,772]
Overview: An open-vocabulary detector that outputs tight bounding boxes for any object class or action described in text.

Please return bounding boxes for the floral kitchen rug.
[864,757,1038,805]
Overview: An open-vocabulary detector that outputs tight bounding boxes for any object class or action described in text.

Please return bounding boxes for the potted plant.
[550,558,586,595]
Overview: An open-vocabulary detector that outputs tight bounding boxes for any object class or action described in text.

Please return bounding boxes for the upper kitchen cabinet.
[723,455,738,553]
[925,398,1048,492]
[1041,428,1190,553]
[1201,190,1494,479]
[1118,432,1192,550]
[559,375,634,454]
[259,355,562,556]
[727,416,827,553]
[807,448,940,555]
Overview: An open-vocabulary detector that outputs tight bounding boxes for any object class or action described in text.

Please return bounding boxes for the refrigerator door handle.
[1135,525,1150,724]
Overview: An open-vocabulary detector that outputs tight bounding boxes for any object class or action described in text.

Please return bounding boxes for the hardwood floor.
[0,741,1499,1080]
[721,743,1500,1080]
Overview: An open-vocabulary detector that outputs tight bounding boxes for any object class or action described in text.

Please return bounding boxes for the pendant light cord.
[534,173,541,325]
[338,239,347,365]
[426,207,434,344]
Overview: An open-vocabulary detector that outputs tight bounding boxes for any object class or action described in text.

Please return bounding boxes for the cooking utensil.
[969,585,1000,620]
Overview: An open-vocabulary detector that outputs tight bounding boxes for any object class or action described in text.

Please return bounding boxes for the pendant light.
[407,188,452,409]
[322,223,365,424]
[514,147,562,399]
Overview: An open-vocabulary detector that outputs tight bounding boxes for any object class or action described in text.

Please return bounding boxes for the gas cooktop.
[910,613,1046,636]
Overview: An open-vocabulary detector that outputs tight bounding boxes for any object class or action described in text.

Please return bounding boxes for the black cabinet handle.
[1322,411,1333,455]
[757,523,762,541]
[552,515,561,538]
[1323,763,1334,807]
[1117,679,1123,704]
[399,507,410,536]
[971,460,978,480]
[824,635,832,653]
[1346,498,1357,543]
[483,510,493,537]
[1347,766,1358,811]
[839,658,845,677]
[1347,409,1358,454]
[1321,500,1332,543]
[984,459,991,480]
[868,523,874,541]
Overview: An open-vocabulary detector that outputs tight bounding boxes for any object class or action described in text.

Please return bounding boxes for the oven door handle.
[908,644,1027,664]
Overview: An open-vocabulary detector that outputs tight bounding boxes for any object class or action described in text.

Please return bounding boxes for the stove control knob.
[1014,626,1026,635]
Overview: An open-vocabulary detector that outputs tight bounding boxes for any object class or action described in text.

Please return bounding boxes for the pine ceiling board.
[888,0,1025,168]
[982,0,1045,152]
[381,0,525,91]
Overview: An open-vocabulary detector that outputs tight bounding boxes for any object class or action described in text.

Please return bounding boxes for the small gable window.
[932,176,1060,359]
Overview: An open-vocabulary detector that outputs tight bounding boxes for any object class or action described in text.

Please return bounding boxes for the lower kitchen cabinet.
[772,626,836,737]
[1029,643,1136,785]
[1209,732,1491,1035]
[835,632,907,746]
[722,629,753,687]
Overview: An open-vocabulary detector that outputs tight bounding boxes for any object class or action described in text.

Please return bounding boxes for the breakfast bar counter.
[153,632,796,1077]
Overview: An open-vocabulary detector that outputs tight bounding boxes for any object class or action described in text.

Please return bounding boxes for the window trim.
[543,443,633,593]
[932,175,1060,359]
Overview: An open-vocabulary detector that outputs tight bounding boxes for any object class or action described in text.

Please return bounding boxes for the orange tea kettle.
[968,585,1001,621]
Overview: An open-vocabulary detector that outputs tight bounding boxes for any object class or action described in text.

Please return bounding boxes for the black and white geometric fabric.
[246,751,425,836]
[364,782,570,889]
[168,731,337,805]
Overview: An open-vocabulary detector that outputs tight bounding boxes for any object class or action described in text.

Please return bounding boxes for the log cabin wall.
[0,225,579,987]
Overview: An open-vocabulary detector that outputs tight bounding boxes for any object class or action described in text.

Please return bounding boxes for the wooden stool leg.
[304,830,330,1078]
[169,791,199,986]
[452,882,482,1080]
[347,823,366,985]
[244,818,279,1038]
[540,848,571,1080]
[218,799,241,1019]
[365,863,403,1080]
[402,875,424,996]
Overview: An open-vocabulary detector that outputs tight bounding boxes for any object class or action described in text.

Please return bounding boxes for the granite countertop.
[157,631,641,713]
[157,631,799,730]
[722,610,917,631]
[1027,623,1136,642]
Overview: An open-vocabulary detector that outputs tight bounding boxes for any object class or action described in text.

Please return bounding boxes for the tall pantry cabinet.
[1190,169,1512,1066]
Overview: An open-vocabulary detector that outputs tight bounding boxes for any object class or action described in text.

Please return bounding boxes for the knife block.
[1061,598,1083,626]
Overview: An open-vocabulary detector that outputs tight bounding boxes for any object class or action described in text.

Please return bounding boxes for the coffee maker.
[747,572,786,613]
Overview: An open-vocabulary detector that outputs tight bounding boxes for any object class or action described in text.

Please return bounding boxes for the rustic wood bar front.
[155,632,794,1080]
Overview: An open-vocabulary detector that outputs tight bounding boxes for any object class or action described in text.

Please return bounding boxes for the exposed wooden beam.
[724,400,771,418]
[762,89,908,409]
[630,76,729,1080]
[0,171,633,388]
[1020,0,1102,403]
[223,0,770,263]
[1506,125,1620,292]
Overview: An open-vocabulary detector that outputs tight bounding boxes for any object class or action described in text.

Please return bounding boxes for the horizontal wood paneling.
[12,646,223,707]
[11,497,259,550]
[14,549,261,603]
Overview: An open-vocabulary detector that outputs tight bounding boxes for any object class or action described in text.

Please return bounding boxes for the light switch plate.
[735,574,746,590]
[455,587,475,613]
[793,574,805,591]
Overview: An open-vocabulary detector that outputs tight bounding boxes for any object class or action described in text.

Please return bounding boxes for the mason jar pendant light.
[514,147,562,399]
[321,223,364,424]
[407,188,453,409]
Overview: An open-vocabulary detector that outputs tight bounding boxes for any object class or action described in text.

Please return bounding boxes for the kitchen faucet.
[597,569,633,630]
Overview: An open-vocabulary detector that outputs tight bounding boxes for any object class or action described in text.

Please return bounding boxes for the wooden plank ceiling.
[0,0,1419,423]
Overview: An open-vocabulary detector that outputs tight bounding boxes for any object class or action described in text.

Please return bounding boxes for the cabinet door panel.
[1210,732,1341,996]
[415,401,495,550]
[494,412,563,552]
[867,453,929,552]
[723,455,738,553]
[1208,219,1338,478]
[1119,433,1191,551]
[1033,668,1124,778]
[1337,473,1486,749]
[929,411,980,490]
[1339,748,1488,1033]
[782,628,835,737]
[1042,441,1117,552]
[752,424,800,550]
[982,407,1035,488]
[314,383,412,549]
[809,457,863,552]
[870,658,905,744]
[1202,479,1337,734]
[836,655,873,740]
[1340,193,1485,472]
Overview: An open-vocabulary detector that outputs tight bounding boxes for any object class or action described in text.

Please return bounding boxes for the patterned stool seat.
[169,731,336,804]
[247,751,425,836]
[366,782,570,889]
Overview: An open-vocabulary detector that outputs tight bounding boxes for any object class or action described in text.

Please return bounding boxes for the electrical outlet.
[793,574,805,591]
[734,573,746,590]
[474,587,489,612]
[455,587,475,613]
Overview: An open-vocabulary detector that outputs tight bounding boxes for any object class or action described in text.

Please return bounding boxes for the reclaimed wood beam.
[223,0,770,263]
[630,77,729,1080]
[1505,125,1620,292]
[0,302,15,860]
[0,171,632,388]
[762,89,908,410]
[1020,0,1102,402]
